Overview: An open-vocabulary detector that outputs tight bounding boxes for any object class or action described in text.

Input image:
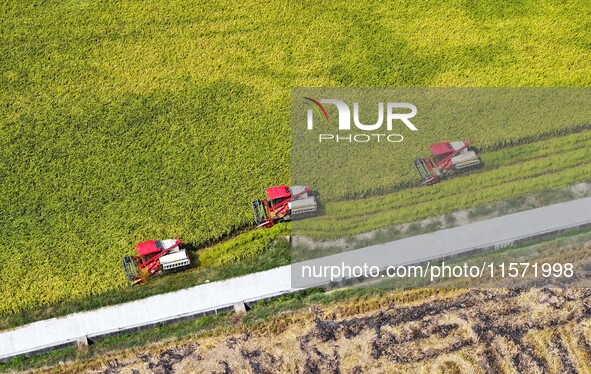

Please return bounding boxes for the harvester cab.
[251,185,318,228]
[414,141,481,185]
[122,238,190,285]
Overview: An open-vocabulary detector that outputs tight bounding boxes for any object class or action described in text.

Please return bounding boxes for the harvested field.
[31,288,591,373]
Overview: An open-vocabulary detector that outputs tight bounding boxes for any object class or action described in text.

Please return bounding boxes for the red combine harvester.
[251,185,318,228]
[414,141,482,185]
[122,239,190,285]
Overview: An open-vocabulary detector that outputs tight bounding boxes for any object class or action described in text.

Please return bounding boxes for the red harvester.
[122,239,190,285]
[414,141,482,185]
[251,185,318,228]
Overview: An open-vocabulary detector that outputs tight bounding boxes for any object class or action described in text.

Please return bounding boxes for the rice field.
[1,0,591,317]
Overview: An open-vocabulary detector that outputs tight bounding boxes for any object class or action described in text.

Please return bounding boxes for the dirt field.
[32,287,591,374]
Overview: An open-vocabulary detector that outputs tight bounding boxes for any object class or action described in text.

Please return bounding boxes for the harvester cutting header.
[251,185,318,228]
[414,141,482,185]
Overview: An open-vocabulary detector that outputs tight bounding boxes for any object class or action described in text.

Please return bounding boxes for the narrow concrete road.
[1,197,591,361]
